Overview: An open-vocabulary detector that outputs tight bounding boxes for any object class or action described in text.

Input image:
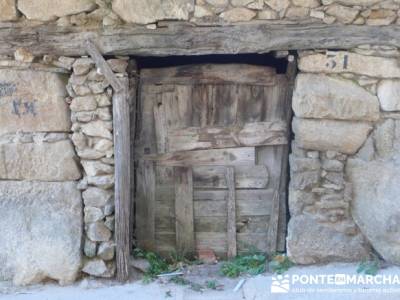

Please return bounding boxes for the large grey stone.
[18,0,96,21]
[299,52,400,78]
[287,215,370,264]
[83,187,113,207]
[0,181,82,285]
[293,118,372,154]
[112,0,194,24]
[0,0,18,21]
[0,70,70,136]
[347,157,400,264]
[377,80,400,112]
[0,140,81,181]
[325,4,359,24]
[293,74,379,121]
[220,7,256,22]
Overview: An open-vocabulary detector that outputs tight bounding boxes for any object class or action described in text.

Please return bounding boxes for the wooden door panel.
[168,121,287,152]
[136,63,292,257]
[146,147,256,167]
[193,165,269,189]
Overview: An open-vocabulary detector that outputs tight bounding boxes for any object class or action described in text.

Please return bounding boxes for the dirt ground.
[2,263,400,300]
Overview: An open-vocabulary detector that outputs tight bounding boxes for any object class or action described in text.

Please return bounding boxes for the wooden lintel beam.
[0,23,399,56]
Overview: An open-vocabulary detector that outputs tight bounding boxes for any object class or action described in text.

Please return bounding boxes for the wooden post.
[113,77,131,281]
[225,166,237,258]
[86,41,135,282]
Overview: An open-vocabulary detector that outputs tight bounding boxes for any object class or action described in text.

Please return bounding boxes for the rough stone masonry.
[287,46,400,265]
[0,67,82,285]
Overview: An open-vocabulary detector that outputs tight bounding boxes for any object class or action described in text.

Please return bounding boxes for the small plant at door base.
[357,258,381,276]
[268,253,294,274]
[205,280,224,290]
[220,253,267,278]
[133,248,171,280]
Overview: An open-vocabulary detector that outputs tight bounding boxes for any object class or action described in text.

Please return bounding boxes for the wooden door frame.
[86,41,296,281]
[86,41,137,282]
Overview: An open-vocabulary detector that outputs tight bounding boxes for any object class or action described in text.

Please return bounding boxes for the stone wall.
[0,50,130,284]
[287,46,400,265]
[0,0,398,27]
[66,56,129,278]
[0,62,82,285]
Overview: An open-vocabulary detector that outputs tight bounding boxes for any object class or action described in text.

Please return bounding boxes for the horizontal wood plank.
[144,147,255,167]
[195,232,272,255]
[140,64,276,86]
[1,23,400,56]
[193,165,269,189]
[168,121,287,152]
[194,189,274,217]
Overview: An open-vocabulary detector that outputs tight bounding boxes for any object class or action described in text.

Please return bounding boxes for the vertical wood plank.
[174,167,195,257]
[225,166,237,258]
[267,188,280,253]
[113,77,131,282]
[128,60,138,264]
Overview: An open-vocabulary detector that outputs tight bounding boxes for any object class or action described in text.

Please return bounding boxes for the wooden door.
[135,64,292,258]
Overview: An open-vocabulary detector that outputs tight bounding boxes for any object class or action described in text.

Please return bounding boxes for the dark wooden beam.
[113,77,131,282]
[0,23,399,56]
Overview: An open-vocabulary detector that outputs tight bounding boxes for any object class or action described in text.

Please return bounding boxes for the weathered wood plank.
[136,160,156,251]
[194,216,270,234]
[168,121,287,152]
[226,167,237,258]
[1,23,400,56]
[196,232,227,253]
[266,189,280,253]
[112,77,130,282]
[174,167,195,257]
[194,189,274,217]
[128,60,138,274]
[145,147,256,167]
[195,232,273,255]
[193,165,269,189]
[85,40,123,92]
[141,64,276,86]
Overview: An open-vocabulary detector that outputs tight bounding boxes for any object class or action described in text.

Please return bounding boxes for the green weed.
[220,253,267,278]
[268,254,294,274]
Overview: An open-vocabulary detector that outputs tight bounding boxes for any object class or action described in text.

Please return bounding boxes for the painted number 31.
[325,54,349,70]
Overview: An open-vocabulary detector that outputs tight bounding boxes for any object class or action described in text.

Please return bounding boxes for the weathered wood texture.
[168,121,287,152]
[112,77,131,282]
[145,147,256,167]
[174,167,195,256]
[85,40,123,92]
[226,167,237,258]
[0,24,399,56]
[135,64,292,257]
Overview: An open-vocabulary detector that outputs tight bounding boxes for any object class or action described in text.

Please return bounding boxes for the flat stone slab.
[112,0,194,24]
[347,158,400,264]
[292,118,372,154]
[299,51,400,78]
[293,74,379,121]
[0,69,70,136]
[18,0,96,21]
[0,140,81,181]
[0,181,82,285]
[287,215,370,264]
